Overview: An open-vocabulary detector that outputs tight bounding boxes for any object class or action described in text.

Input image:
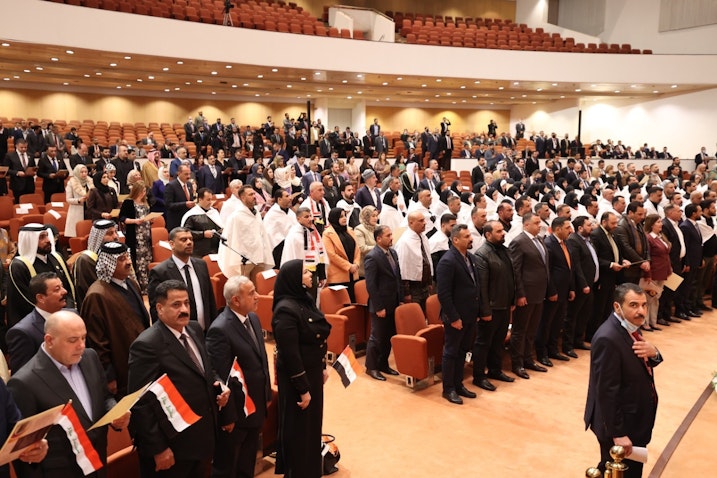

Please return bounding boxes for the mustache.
[178,312,190,319]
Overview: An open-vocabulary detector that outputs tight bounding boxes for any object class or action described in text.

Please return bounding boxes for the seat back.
[203,254,221,277]
[255,269,278,295]
[353,279,368,306]
[319,287,351,314]
[75,219,94,238]
[256,294,274,334]
[395,303,427,335]
[425,294,441,324]
[211,272,228,309]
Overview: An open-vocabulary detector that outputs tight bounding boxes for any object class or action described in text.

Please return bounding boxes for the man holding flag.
[128,280,230,478]
[8,310,130,477]
[206,275,271,478]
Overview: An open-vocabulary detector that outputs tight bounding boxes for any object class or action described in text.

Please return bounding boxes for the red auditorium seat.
[328,27,339,37]
[353,30,364,40]
[340,28,351,38]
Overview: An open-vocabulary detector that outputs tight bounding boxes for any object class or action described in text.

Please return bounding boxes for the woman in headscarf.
[359,156,374,181]
[459,191,474,224]
[472,182,487,195]
[271,259,331,478]
[353,206,378,278]
[379,190,403,231]
[323,207,360,301]
[345,155,360,185]
[87,170,118,220]
[65,164,92,237]
[274,166,293,195]
[252,176,273,217]
[450,180,463,197]
[151,165,170,213]
[400,162,419,207]
[104,163,120,195]
[247,163,264,186]
[262,165,276,196]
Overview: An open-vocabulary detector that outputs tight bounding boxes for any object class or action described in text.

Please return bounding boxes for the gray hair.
[223,275,253,304]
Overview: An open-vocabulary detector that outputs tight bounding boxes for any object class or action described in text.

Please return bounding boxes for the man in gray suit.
[508,213,557,379]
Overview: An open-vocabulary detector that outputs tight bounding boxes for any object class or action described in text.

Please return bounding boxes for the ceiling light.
[148,75,155,79]
[117,86,122,89]
[2,78,9,81]
[211,71,218,75]
[307,94,311,97]
[197,79,203,83]
[211,91,216,95]
[614,90,621,93]
[124,56,131,60]
[460,85,466,89]
[522,94,527,97]
[452,101,456,105]
[225,65,232,69]
[255,93,260,97]
[551,83,557,86]
[137,79,143,82]
[421,84,427,88]
[109,63,117,67]
[164,88,170,92]
[446,92,451,96]
[591,84,597,87]
[397,77,403,80]
[560,95,565,99]
[385,97,390,100]
[51,57,59,61]
[671,84,677,88]
[630,84,637,88]
[23,69,30,73]
[490,102,494,105]
[314,72,321,76]
[162,67,169,71]
[287,84,292,88]
[95,72,101,76]
[357,91,362,94]
[328,87,333,91]
[62,82,69,85]
[84,74,90,78]
[461,100,466,103]
[474,80,480,84]
[340,80,348,84]
[382,82,388,86]
[232,84,237,88]
[300,77,306,81]
[347,96,352,99]
[424,99,429,102]
[513,81,519,85]
[1,43,10,47]
[176,61,184,65]
[317,89,322,92]
[435,94,440,98]
[356,74,363,78]
[243,83,249,86]
[185,81,191,85]
[498,86,504,90]
[472,95,477,99]
[575,88,581,92]
[436,79,442,82]
[175,87,180,91]
[272,68,278,72]
[510,96,515,100]
[532,101,536,105]
[653,90,659,94]
[125,84,131,87]
[36,66,43,71]
[536,88,542,92]
[257,75,263,78]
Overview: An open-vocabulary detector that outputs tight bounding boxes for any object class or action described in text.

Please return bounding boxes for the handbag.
[321,434,340,475]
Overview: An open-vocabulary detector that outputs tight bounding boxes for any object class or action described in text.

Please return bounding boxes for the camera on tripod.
[224,0,234,14]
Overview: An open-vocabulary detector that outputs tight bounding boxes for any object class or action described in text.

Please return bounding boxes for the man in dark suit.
[69,142,92,170]
[473,221,516,390]
[6,272,68,373]
[535,217,576,368]
[589,212,629,341]
[5,138,36,203]
[319,134,332,158]
[148,227,217,330]
[37,145,66,203]
[426,130,439,160]
[437,224,489,404]
[678,203,704,319]
[128,280,230,478]
[660,205,686,323]
[566,216,599,353]
[614,201,650,284]
[184,117,196,142]
[515,120,525,139]
[206,275,270,478]
[418,167,439,192]
[471,157,487,186]
[196,154,224,194]
[164,164,196,232]
[374,132,388,156]
[362,131,374,157]
[585,283,662,478]
[508,213,557,379]
[355,169,382,210]
[364,226,403,381]
[8,311,130,478]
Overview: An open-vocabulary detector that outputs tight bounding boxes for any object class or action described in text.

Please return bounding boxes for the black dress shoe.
[652,325,662,331]
[525,361,548,372]
[487,371,515,382]
[473,378,496,391]
[669,315,684,322]
[657,318,670,326]
[699,304,712,311]
[564,349,578,359]
[538,357,553,367]
[456,386,477,398]
[380,367,399,376]
[574,343,591,351]
[366,370,386,381]
[641,326,654,332]
[442,390,463,404]
[549,353,570,361]
[687,310,701,317]
[512,367,530,379]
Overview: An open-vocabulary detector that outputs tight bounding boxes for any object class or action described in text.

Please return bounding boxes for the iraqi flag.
[332,346,361,387]
[57,402,104,476]
[228,358,256,417]
[147,373,201,432]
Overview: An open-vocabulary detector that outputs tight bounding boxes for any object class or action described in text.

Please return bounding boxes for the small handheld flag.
[57,402,104,476]
[147,373,201,432]
[228,358,256,417]
[332,346,361,387]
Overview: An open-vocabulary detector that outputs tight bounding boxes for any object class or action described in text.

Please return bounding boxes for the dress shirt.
[581,234,600,282]
[667,218,686,258]
[171,255,206,328]
[165,325,204,370]
[41,344,93,420]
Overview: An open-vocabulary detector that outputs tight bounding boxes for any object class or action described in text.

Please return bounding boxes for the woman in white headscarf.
[274,166,293,195]
[151,165,170,213]
[65,164,93,237]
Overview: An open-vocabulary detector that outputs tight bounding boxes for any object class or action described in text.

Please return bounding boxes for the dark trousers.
[211,426,260,478]
[659,286,675,319]
[407,281,430,310]
[442,320,475,393]
[696,256,714,304]
[509,302,543,368]
[597,439,643,478]
[472,309,510,379]
[139,456,211,478]
[566,289,593,349]
[587,277,615,342]
[535,298,566,359]
[364,311,397,371]
[676,268,698,313]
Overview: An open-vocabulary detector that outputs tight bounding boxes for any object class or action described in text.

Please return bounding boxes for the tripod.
[223,11,233,26]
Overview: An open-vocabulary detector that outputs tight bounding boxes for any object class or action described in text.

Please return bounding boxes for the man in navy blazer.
[678,203,704,318]
[196,154,225,194]
[6,272,69,373]
[206,276,271,478]
[585,283,662,477]
[535,217,577,367]
[364,226,403,380]
[437,224,490,404]
[164,164,196,232]
[355,169,382,211]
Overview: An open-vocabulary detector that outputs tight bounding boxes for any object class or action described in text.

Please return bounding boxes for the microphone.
[212,230,228,243]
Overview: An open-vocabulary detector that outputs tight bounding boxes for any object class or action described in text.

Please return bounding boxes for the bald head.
[45,311,87,367]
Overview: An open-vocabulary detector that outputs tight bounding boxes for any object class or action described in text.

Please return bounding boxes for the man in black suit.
[614,201,650,284]
[437,224,489,404]
[535,217,576,368]
[319,134,332,158]
[508,213,557,379]
[660,205,685,323]
[515,120,525,139]
[164,164,196,232]
[9,311,130,478]
[438,131,454,171]
[148,227,217,330]
[26,125,46,159]
[473,221,516,390]
[69,142,92,170]
[566,216,599,353]
[37,145,66,203]
[589,212,629,341]
[585,283,662,478]
[678,204,704,319]
[128,280,230,478]
[364,226,403,381]
[471,157,487,186]
[6,272,68,373]
[206,275,270,478]
[5,138,36,203]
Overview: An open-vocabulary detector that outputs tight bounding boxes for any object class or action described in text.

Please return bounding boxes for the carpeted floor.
[257,310,717,477]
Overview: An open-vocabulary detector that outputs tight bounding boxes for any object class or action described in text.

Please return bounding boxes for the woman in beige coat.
[323,207,361,301]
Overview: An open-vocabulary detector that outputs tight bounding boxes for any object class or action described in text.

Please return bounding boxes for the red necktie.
[183,183,190,201]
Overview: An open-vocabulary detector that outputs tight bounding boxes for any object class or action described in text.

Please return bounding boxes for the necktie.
[606,231,620,262]
[183,183,190,201]
[53,158,58,171]
[630,331,653,377]
[533,237,547,263]
[21,153,27,168]
[183,264,199,326]
[464,254,475,282]
[211,166,217,178]
[385,250,398,276]
[420,239,432,284]
[560,240,571,269]
[585,238,599,282]
[632,222,643,256]
[180,333,204,372]
[243,319,260,351]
